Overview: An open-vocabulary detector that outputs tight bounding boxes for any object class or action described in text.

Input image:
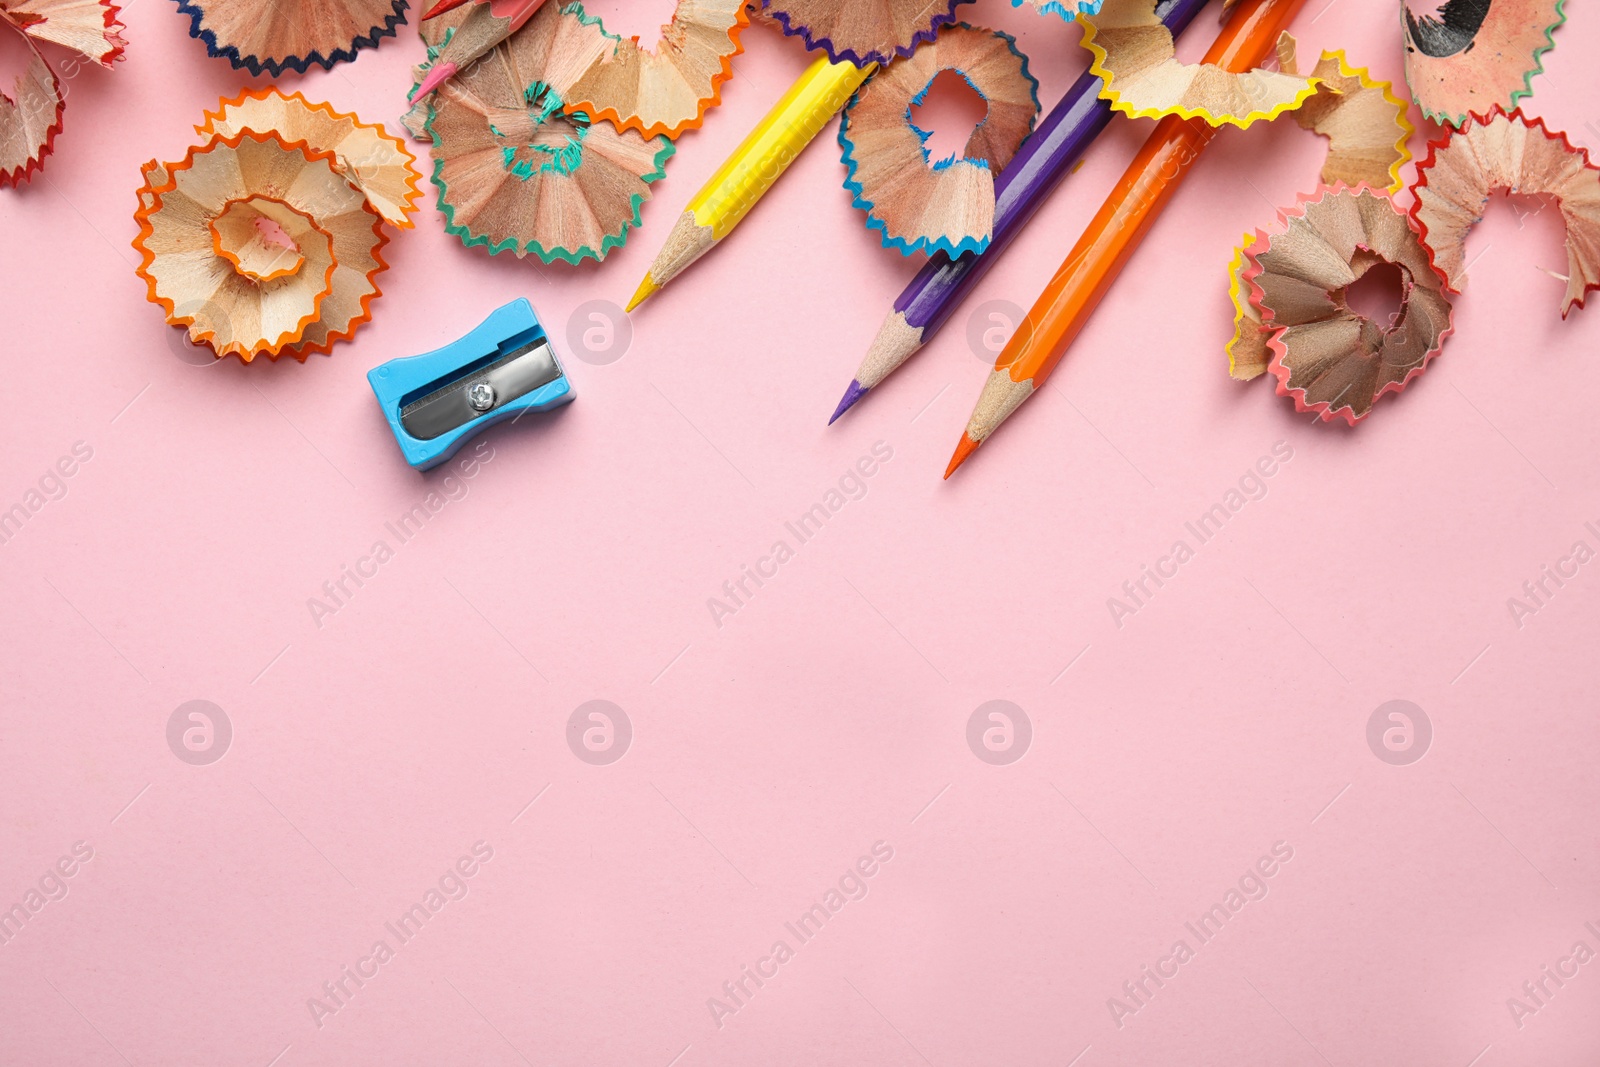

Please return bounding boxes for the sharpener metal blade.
[399,339,561,441]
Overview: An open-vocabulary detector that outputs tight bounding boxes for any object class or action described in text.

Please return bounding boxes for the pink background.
[3,0,1599,1063]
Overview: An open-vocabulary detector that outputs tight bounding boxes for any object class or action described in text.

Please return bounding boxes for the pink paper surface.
[3,1,1599,1064]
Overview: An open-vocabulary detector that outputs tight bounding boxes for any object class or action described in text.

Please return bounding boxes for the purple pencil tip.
[829,380,868,424]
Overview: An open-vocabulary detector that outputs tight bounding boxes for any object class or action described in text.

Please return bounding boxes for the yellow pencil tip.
[625,274,659,312]
[944,434,979,479]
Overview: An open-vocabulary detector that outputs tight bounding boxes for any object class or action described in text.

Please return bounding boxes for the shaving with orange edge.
[134,133,382,362]
[198,87,423,229]
[132,94,417,362]
[563,0,750,140]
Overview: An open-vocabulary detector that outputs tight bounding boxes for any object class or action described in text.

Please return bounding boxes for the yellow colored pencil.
[626,54,874,311]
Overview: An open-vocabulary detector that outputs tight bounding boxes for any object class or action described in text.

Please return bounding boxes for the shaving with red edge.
[1410,107,1600,319]
[5,0,123,63]
[0,28,61,186]
[0,0,122,185]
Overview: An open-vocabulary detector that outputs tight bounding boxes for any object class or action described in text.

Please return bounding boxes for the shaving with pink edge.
[1247,185,1454,424]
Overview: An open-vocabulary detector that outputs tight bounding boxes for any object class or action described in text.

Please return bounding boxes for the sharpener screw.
[467,381,496,412]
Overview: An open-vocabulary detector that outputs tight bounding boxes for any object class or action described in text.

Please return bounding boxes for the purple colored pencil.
[829,0,1211,423]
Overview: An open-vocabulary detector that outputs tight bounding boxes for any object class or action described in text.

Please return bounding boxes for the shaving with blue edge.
[1010,0,1105,21]
[173,0,408,75]
[837,22,1039,259]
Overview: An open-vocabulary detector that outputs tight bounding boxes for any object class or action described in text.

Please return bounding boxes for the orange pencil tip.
[944,434,979,479]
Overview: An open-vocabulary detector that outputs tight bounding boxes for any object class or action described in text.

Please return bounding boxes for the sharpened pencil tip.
[625,274,658,313]
[414,61,459,99]
[829,380,868,424]
[944,434,979,479]
[420,0,466,19]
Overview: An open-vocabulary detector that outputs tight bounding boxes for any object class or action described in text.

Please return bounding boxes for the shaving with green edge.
[421,1,674,263]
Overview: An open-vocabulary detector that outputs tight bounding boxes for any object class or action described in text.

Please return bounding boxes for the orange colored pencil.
[945,0,1309,477]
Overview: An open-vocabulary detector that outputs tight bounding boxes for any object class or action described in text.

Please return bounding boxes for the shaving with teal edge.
[420,1,674,264]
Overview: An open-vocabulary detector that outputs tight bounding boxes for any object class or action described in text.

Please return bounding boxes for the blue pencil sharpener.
[368,298,574,471]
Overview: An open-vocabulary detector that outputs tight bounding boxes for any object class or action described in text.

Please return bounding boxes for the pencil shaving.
[133,132,388,362]
[417,0,456,46]
[563,0,750,140]
[1276,35,1412,194]
[1410,108,1600,318]
[0,36,61,187]
[135,159,166,212]
[1,0,123,185]
[1224,39,1412,377]
[5,0,125,64]
[401,10,463,142]
[744,0,775,27]
[279,200,390,358]
[1250,185,1453,424]
[174,0,407,75]
[1008,0,1103,22]
[839,23,1039,257]
[400,94,431,142]
[1402,0,1564,128]
[1226,232,1270,380]
[199,88,422,229]
[762,0,973,67]
[425,1,673,263]
[1079,0,1317,128]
